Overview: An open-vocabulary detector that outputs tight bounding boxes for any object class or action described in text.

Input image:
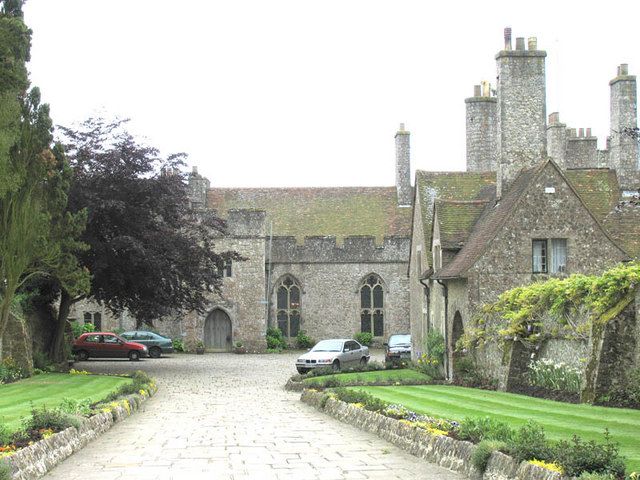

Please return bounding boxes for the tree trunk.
[49,289,73,363]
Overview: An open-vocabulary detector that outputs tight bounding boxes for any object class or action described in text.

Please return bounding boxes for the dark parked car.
[73,332,148,361]
[120,331,174,358]
[384,333,411,365]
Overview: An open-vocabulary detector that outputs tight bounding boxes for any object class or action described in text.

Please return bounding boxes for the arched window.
[360,274,384,337]
[276,276,301,338]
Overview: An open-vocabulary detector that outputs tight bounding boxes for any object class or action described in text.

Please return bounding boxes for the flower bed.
[0,372,157,480]
[301,388,630,479]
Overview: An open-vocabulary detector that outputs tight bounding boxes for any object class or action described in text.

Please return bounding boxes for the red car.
[72,332,149,361]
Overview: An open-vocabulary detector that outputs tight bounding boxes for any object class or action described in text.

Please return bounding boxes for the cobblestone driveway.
[44,353,463,480]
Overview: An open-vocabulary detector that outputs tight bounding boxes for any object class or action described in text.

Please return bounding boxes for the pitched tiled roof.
[436,199,490,249]
[603,196,640,259]
[207,187,412,242]
[433,166,539,280]
[565,169,620,221]
[415,171,496,265]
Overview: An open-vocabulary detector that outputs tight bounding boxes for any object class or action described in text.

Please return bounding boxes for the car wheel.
[360,357,368,366]
[296,367,308,374]
[149,347,162,359]
[129,350,140,361]
[332,360,340,372]
[76,350,89,361]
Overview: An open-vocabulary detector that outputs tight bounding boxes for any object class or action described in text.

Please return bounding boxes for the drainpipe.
[418,277,431,341]
[436,279,450,381]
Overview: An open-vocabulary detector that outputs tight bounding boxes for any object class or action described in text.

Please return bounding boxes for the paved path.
[44,353,463,480]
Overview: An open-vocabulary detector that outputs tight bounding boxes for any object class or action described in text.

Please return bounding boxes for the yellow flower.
[528,459,563,474]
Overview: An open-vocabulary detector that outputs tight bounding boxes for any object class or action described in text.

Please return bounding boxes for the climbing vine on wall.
[460,262,640,350]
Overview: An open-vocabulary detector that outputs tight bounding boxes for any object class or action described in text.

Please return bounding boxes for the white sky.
[23,0,640,188]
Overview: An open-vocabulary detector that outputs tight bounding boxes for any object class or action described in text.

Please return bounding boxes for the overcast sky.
[23,0,640,188]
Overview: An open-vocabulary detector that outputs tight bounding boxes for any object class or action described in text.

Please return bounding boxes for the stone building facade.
[409,28,640,381]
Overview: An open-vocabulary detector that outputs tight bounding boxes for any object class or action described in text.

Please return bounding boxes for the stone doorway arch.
[204,309,232,352]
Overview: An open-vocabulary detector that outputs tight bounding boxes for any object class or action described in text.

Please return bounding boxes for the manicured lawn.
[0,373,132,431]
[303,369,431,387]
[356,384,640,472]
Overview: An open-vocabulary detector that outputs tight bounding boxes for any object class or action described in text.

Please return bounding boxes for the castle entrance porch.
[204,309,232,352]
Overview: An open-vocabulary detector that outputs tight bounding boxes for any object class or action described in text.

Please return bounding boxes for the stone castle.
[70,28,640,360]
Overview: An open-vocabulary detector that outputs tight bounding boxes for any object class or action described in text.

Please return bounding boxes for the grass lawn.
[302,369,431,388]
[0,373,132,431]
[356,384,640,472]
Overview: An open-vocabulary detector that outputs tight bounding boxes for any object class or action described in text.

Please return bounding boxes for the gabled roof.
[415,171,496,266]
[433,165,539,280]
[564,169,620,221]
[603,196,640,259]
[435,199,491,250]
[433,160,629,280]
[207,187,412,242]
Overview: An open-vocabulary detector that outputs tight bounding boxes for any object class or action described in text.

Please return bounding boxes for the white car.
[296,339,370,374]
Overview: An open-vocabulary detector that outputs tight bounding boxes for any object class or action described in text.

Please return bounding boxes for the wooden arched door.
[204,309,232,352]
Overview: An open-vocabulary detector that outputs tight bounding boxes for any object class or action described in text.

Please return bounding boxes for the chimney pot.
[620,64,629,75]
[579,128,584,138]
[549,112,560,124]
[399,123,405,131]
[474,85,482,97]
[504,27,512,50]
[586,128,592,137]
[516,37,525,51]
[528,37,537,50]
[192,166,198,174]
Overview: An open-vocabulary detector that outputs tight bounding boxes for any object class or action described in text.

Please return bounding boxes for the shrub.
[453,357,497,389]
[296,330,314,349]
[0,424,10,446]
[507,421,552,463]
[266,327,287,350]
[58,398,93,417]
[577,473,616,480]
[22,405,82,432]
[552,431,626,478]
[457,417,514,444]
[332,388,389,412]
[32,350,53,371]
[172,338,185,353]
[413,331,445,379]
[354,332,373,346]
[472,440,507,473]
[70,321,95,338]
[0,357,27,384]
[105,370,154,401]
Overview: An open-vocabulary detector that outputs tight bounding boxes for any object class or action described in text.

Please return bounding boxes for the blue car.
[120,331,174,358]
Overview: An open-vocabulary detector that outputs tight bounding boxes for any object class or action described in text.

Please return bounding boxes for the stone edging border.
[301,389,565,480]
[4,384,158,480]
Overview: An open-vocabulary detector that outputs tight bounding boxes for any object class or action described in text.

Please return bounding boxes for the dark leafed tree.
[57,117,241,330]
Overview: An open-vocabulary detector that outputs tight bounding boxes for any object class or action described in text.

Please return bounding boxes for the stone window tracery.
[276,276,300,338]
[360,274,384,337]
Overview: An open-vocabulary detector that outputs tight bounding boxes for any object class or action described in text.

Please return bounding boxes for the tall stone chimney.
[546,112,567,168]
[466,82,497,172]
[188,165,211,210]
[395,123,412,206]
[496,29,547,196]
[609,63,639,189]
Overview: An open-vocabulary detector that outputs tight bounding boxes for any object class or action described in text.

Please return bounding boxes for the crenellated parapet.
[224,209,267,237]
[269,235,410,264]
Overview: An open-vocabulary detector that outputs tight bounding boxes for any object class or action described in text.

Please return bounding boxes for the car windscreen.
[311,340,343,352]
[388,334,411,347]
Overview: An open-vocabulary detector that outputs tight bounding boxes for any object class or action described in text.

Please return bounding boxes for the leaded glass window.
[360,275,384,337]
[275,276,301,337]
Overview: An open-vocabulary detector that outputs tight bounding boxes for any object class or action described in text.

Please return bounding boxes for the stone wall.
[301,390,565,480]
[409,190,429,358]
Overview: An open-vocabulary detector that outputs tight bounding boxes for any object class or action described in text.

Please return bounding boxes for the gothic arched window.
[360,274,384,337]
[276,276,301,338]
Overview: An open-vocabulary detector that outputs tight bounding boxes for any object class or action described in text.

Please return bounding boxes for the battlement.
[269,235,410,264]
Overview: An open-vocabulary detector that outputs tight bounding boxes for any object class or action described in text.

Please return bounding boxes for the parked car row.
[72,331,174,361]
[295,334,412,373]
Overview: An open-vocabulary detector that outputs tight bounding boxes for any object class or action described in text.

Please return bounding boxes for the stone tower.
[609,64,639,190]
[466,81,497,172]
[188,166,210,209]
[395,123,412,206]
[546,112,567,168]
[496,29,547,193]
